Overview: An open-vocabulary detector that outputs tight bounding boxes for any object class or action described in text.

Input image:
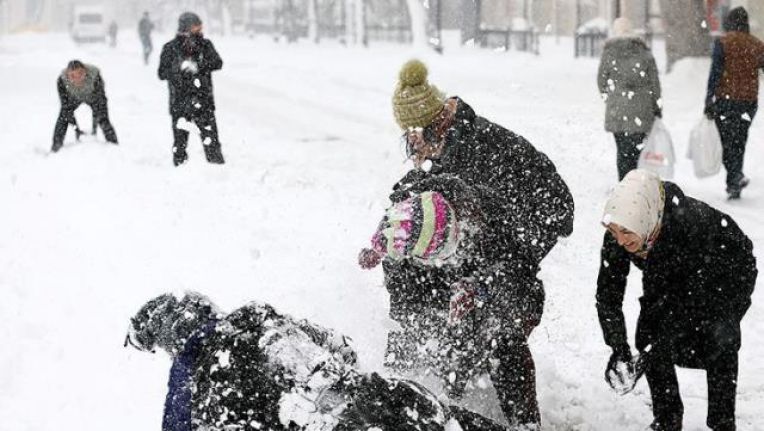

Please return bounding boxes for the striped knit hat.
[392,60,446,130]
[371,191,460,263]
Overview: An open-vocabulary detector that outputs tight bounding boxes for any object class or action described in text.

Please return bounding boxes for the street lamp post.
[434,0,443,53]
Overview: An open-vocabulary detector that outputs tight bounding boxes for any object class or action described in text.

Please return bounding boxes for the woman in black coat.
[382,61,574,427]
[596,170,756,431]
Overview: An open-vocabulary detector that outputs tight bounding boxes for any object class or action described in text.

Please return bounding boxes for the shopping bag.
[687,118,722,178]
[638,119,675,179]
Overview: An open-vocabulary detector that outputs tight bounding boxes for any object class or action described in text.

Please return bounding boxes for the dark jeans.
[141,37,152,64]
[613,132,646,180]
[171,111,225,166]
[714,100,757,191]
[52,98,118,152]
[489,335,541,425]
[643,319,741,431]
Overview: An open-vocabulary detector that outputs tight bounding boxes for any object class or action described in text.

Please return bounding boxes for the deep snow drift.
[0,33,762,430]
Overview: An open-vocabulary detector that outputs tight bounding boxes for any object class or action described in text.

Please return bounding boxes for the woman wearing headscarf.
[705,6,764,199]
[595,170,756,430]
[597,18,662,180]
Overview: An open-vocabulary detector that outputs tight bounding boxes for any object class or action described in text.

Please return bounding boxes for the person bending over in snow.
[52,60,118,152]
[158,12,224,166]
[125,292,508,431]
[359,175,552,429]
[596,169,756,431]
[367,59,575,428]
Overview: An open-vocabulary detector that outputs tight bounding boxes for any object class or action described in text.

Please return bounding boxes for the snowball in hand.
[181,60,199,74]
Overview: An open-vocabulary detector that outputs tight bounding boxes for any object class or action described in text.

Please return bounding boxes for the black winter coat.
[170,302,506,431]
[384,98,574,333]
[158,34,222,117]
[596,182,756,360]
[184,302,354,430]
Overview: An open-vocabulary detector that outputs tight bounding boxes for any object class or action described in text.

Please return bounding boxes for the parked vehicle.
[71,6,107,43]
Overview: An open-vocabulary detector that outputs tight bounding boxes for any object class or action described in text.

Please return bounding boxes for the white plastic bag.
[687,118,723,178]
[638,119,675,179]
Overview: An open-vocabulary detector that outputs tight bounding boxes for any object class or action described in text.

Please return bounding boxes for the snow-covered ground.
[0,32,761,431]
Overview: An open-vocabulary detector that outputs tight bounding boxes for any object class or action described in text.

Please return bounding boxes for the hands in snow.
[448,279,487,326]
[605,345,648,395]
[704,104,715,120]
[181,59,199,74]
[358,248,383,269]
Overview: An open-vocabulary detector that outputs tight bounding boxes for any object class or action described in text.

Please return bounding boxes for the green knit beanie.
[392,60,446,130]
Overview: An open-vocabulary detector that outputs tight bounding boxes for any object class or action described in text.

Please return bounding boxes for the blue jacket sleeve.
[706,39,724,108]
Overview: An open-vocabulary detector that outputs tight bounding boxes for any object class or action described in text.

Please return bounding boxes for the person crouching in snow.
[125,292,509,431]
[52,60,118,152]
[359,175,546,428]
[596,169,756,431]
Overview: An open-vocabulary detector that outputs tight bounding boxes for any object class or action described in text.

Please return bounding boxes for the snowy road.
[0,33,762,430]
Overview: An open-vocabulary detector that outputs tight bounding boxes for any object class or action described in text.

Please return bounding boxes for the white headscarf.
[602,169,665,241]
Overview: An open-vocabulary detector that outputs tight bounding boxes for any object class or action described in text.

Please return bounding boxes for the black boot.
[174,151,188,166]
[649,416,682,431]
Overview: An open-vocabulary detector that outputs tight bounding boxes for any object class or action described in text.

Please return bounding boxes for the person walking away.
[596,169,756,430]
[597,17,662,181]
[158,12,225,166]
[52,60,118,152]
[138,12,154,65]
[108,21,118,47]
[705,6,764,199]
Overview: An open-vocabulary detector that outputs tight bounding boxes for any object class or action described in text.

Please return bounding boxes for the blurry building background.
[1,0,762,41]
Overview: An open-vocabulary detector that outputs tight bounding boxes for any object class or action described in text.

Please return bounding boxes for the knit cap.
[178,12,202,33]
[371,191,460,263]
[602,169,665,241]
[724,7,749,33]
[392,60,446,130]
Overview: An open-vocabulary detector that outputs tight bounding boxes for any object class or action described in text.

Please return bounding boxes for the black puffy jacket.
[165,302,506,431]
[158,34,222,116]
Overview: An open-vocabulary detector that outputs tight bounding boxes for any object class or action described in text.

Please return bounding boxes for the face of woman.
[606,223,644,254]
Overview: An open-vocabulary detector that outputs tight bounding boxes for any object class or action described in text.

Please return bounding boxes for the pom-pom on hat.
[392,60,447,130]
[371,191,460,263]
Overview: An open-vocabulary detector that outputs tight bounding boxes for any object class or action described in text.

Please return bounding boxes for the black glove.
[607,344,632,371]
[605,344,633,392]
[704,104,715,120]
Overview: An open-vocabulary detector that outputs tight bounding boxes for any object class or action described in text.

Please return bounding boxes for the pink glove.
[358,248,383,269]
[448,280,478,326]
